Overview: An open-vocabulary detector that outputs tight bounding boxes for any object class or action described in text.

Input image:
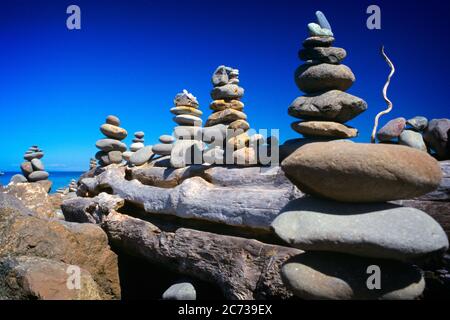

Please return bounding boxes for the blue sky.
[1,0,449,171]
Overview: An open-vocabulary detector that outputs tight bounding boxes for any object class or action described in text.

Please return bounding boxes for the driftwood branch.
[103,210,302,300]
[371,46,396,143]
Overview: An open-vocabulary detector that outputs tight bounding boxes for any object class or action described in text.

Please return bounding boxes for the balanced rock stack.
[272,141,449,299]
[204,65,256,165]
[68,179,78,193]
[19,146,50,183]
[288,11,367,142]
[169,90,203,168]
[123,131,145,163]
[95,115,128,166]
[89,158,97,170]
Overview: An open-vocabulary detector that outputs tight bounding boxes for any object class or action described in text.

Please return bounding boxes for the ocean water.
[0,171,84,193]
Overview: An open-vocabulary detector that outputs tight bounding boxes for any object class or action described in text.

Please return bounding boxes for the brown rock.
[206,109,247,127]
[291,121,358,138]
[100,124,128,141]
[210,99,244,111]
[228,119,250,132]
[281,142,443,202]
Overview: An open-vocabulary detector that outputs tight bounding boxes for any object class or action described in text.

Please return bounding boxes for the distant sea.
[0,171,84,193]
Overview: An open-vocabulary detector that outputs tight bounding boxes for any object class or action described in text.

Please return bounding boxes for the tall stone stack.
[169,90,203,168]
[288,11,367,142]
[20,146,49,182]
[204,65,255,165]
[95,115,128,167]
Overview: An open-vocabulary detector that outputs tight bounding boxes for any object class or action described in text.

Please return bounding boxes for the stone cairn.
[123,131,145,163]
[68,179,78,193]
[95,115,128,166]
[168,90,203,168]
[18,145,49,183]
[377,116,450,160]
[288,11,367,142]
[89,158,97,170]
[204,65,257,165]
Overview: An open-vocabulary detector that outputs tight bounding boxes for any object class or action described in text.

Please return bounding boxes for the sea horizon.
[0,171,85,192]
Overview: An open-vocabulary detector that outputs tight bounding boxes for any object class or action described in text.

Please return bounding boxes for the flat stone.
[424,119,450,160]
[206,109,247,127]
[299,47,346,64]
[399,130,427,152]
[100,124,128,140]
[211,84,244,100]
[132,138,144,143]
[288,90,367,123]
[272,198,448,261]
[106,115,120,126]
[130,146,154,166]
[96,139,127,152]
[162,283,196,300]
[27,171,49,182]
[407,116,428,132]
[302,36,335,48]
[134,131,145,139]
[159,135,175,144]
[108,151,123,164]
[130,142,144,152]
[376,117,406,142]
[281,252,425,300]
[170,106,203,117]
[20,161,33,177]
[174,126,203,140]
[31,158,45,171]
[152,143,173,156]
[170,140,203,168]
[210,100,244,112]
[281,142,443,202]
[291,121,357,138]
[295,63,355,94]
[10,174,28,184]
[173,114,203,126]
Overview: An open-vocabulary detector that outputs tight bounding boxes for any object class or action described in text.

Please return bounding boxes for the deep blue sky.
[1,0,449,171]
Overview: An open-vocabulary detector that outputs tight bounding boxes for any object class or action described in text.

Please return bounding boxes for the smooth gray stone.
[31,158,45,171]
[130,142,144,152]
[20,161,33,177]
[282,252,424,300]
[130,146,154,166]
[162,283,196,300]
[170,140,203,168]
[272,198,449,261]
[89,168,300,230]
[10,174,28,184]
[174,89,199,107]
[152,143,173,156]
[27,171,49,182]
[159,135,175,144]
[106,115,120,126]
[211,84,244,100]
[288,90,367,123]
[399,130,427,152]
[134,131,145,139]
[173,115,203,126]
[407,116,428,131]
[108,151,123,164]
[295,64,354,94]
[316,11,332,31]
[95,139,127,152]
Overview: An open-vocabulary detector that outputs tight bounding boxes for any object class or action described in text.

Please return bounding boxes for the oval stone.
[170,106,203,117]
[108,151,123,164]
[31,158,45,171]
[134,131,145,139]
[130,142,144,152]
[100,124,128,140]
[173,115,203,126]
[28,171,49,182]
[106,115,120,126]
[130,146,154,166]
[159,135,175,144]
[281,142,443,202]
[20,161,33,176]
[210,84,244,100]
[291,121,357,138]
[152,143,173,156]
[96,139,127,152]
[399,130,427,152]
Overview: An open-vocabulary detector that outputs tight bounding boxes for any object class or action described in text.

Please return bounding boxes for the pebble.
[210,84,244,100]
[423,118,450,159]
[376,117,406,142]
[299,47,346,64]
[302,36,335,48]
[407,116,428,132]
[162,282,196,300]
[291,121,357,138]
[174,89,199,108]
[159,135,175,144]
[100,124,128,141]
[10,174,28,184]
[20,162,33,176]
[295,63,355,94]
[130,142,145,152]
[399,130,427,152]
[31,158,45,171]
[130,146,154,166]
[134,131,145,139]
[108,151,123,164]
[152,144,173,156]
[106,115,120,126]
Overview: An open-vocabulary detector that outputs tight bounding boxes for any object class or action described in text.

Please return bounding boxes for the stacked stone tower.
[95,115,128,166]
[20,146,49,182]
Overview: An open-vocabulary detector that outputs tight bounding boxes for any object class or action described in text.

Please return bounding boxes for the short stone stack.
[19,146,50,183]
[123,131,145,163]
[204,65,256,165]
[169,90,203,168]
[68,179,78,193]
[272,141,449,300]
[95,115,128,167]
[288,11,367,143]
[89,158,97,170]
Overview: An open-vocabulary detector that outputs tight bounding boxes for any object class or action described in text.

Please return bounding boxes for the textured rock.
[210,100,244,111]
[170,106,203,117]
[206,109,247,127]
[130,146,153,166]
[104,210,300,299]
[294,64,355,94]
[0,194,121,299]
[299,47,346,64]
[281,142,443,202]
[399,130,427,152]
[0,256,102,300]
[10,174,28,184]
[407,116,428,131]
[307,23,333,37]
[229,119,250,132]
[424,119,450,159]
[162,283,196,300]
[288,90,367,123]
[376,118,407,142]
[281,252,424,300]
[174,89,199,107]
[100,124,127,140]
[302,36,334,48]
[211,84,244,100]
[20,161,33,177]
[416,161,450,201]
[3,182,56,219]
[272,198,448,261]
[291,121,357,138]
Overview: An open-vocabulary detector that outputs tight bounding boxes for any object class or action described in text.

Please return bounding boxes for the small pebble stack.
[95,115,128,166]
[288,11,367,142]
[68,179,78,193]
[89,158,97,170]
[18,146,50,183]
[123,131,146,162]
